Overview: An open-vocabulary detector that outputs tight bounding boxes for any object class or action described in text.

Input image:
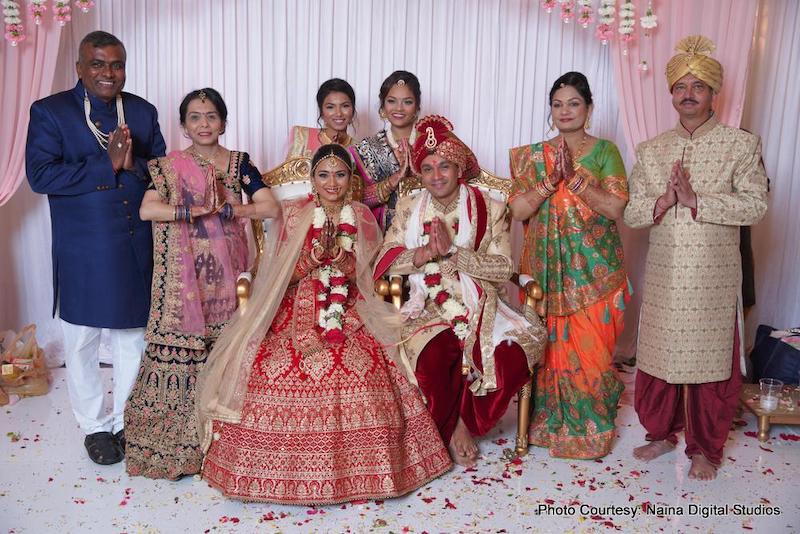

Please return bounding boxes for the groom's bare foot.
[633,440,675,461]
[688,454,717,481]
[448,418,479,467]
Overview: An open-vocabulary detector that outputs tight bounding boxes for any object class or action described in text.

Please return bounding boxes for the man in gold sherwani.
[374,115,545,467]
[624,36,768,480]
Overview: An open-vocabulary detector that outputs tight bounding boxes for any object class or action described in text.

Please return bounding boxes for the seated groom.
[374,115,546,466]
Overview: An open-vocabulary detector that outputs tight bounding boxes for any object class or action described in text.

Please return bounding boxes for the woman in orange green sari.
[508,72,630,459]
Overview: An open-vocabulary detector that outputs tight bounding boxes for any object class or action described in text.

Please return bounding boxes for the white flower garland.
[420,203,470,342]
[597,0,616,25]
[618,1,635,36]
[596,0,615,44]
[312,204,356,343]
[640,2,658,33]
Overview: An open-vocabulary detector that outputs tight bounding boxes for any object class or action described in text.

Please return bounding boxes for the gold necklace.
[320,128,351,146]
[570,133,589,166]
[321,201,344,222]
[189,144,221,167]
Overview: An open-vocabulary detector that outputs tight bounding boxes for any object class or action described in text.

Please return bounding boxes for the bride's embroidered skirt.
[202,285,452,504]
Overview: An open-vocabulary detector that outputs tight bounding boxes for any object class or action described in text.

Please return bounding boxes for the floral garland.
[596,0,615,44]
[29,0,45,25]
[312,204,357,344]
[420,204,470,344]
[3,0,24,46]
[74,0,93,14]
[618,1,635,53]
[559,0,576,24]
[577,0,593,28]
[640,1,658,36]
[52,0,70,25]
[3,0,93,46]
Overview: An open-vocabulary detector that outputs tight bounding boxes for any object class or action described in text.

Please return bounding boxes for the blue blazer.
[26,81,166,329]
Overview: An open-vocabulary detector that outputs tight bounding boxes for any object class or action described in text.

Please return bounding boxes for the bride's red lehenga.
[202,221,452,505]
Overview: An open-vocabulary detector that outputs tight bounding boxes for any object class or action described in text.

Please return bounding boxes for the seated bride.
[196,143,452,505]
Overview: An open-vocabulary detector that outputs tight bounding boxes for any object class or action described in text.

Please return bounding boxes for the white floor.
[1,365,798,534]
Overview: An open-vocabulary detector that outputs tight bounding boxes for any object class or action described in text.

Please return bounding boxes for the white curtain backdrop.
[2,0,796,362]
[742,0,800,333]
[1,0,626,353]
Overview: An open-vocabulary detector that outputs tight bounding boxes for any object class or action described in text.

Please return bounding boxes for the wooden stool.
[739,383,800,441]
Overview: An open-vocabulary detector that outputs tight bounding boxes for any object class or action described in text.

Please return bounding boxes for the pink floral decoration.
[29,2,47,25]
[578,7,593,28]
[4,23,25,45]
[595,24,614,44]
[74,0,93,13]
[560,0,576,23]
[52,0,71,26]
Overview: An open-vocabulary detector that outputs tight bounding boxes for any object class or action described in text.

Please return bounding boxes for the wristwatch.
[442,244,458,260]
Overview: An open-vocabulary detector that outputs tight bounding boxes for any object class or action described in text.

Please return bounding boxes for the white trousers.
[60,320,145,435]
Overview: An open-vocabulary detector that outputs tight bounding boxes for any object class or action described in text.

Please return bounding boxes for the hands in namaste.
[319,217,341,259]
[108,125,134,173]
[550,137,577,187]
[415,217,454,266]
[389,139,412,188]
[655,159,696,218]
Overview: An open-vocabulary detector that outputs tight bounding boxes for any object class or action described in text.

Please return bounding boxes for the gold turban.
[665,35,723,93]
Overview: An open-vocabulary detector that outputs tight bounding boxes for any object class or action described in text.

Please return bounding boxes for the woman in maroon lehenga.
[196,144,451,505]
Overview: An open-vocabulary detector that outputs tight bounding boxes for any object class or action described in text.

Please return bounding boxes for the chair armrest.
[512,273,545,317]
[237,271,254,311]
[375,275,404,310]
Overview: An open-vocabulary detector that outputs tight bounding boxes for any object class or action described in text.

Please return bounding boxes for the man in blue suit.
[26,31,166,465]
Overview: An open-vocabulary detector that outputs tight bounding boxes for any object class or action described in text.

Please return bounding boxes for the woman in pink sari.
[124,88,279,479]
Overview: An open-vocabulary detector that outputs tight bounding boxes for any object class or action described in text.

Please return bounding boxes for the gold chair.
[377,168,544,457]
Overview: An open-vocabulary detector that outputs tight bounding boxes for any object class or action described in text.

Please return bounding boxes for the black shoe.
[84,432,123,465]
[114,429,126,456]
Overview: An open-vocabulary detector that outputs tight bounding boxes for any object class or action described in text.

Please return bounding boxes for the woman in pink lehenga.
[124,88,279,479]
[197,144,452,505]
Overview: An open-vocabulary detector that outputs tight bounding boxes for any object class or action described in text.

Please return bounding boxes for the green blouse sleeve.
[597,140,628,201]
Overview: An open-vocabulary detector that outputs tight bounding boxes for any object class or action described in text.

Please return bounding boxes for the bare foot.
[688,454,717,481]
[448,418,479,467]
[633,440,675,461]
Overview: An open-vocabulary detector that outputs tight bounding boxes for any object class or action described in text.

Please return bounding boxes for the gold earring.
[310,179,322,205]
[547,116,555,133]
[584,116,591,130]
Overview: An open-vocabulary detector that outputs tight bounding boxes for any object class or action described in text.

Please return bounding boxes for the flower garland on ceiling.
[559,0,576,24]
[4,0,94,46]
[29,0,45,25]
[618,1,635,54]
[3,0,24,46]
[578,0,594,28]
[540,0,658,75]
[596,0,615,44]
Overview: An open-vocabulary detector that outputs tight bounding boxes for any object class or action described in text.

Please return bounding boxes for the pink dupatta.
[158,151,248,337]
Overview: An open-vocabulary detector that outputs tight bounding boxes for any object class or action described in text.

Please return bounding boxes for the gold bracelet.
[536,180,554,198]
[574,174,589,194]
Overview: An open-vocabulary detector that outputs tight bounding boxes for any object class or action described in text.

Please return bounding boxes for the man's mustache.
[681,98,699,105]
